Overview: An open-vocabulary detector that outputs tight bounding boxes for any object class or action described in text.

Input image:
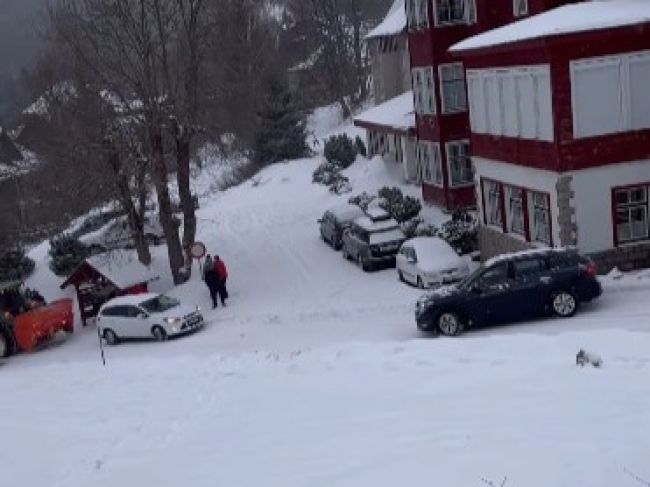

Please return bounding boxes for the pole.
[96,324,106,367]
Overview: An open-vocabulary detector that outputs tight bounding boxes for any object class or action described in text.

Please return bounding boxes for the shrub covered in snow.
[401,217,439,239]
[437,209,478,256]
[377,186,422,223]
[348,191,376,211]
[324,134,358,169]
[312,162,352,194]
[49,234,90,277]
[0,249,35,282]
[328,174,352,194]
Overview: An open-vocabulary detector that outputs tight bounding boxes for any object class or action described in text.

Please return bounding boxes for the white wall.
[570,159,650,253]
[473,157,561,245]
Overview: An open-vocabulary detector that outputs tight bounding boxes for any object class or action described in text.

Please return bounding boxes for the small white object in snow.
[608,266,624,280]
[576,349,603,368]
[451,0,650,52]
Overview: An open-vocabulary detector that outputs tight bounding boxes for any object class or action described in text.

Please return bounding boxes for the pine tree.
[253,76,310,167]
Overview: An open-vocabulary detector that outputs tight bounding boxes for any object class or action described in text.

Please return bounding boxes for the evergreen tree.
[253,76,310,167]
[48,234,90,277]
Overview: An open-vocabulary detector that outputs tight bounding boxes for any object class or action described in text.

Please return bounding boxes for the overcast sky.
[0,0,47,76]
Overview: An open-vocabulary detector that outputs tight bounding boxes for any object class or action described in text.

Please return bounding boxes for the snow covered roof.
[404,237,464,273]
[86,254,159,290]
[327,204,365,222]
[103,293,160,307]
[451,0,650,52]
[366,0,406,40]
[353,91,415,135]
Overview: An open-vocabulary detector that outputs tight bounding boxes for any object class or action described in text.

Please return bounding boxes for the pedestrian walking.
[213,255,229,307]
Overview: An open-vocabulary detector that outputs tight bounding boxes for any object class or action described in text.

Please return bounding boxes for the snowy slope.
[4,111,650,486]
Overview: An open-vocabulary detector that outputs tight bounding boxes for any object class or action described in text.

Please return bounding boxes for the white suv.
[98,294,204,344]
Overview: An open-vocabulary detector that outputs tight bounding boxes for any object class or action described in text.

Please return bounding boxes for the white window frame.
[506,185,525,236]
[411,67,436,115]
[407,0,430,31]
[435,0,477,26]
[467,65,553,142]
[419,141,443,186]
[615,185,649,243]
[513,0,528,17]
[446,140,472,187]
[439,62,468,113]
[529,190,551,244]
[483,179,503,228]
[571,50,650,139]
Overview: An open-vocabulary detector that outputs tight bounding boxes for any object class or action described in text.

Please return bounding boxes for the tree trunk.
[350,0,367,104]
[108,151,151,266]
[176,130,197,272]
[151,128,186,285]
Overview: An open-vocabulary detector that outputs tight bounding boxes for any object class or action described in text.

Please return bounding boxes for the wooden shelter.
[61,254,158,326]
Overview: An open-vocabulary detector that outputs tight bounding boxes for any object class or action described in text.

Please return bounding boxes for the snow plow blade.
[13,299,74,352]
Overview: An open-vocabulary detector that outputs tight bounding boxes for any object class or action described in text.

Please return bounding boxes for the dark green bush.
[324,134,358,169]
[49,234,90,277]
[377,186,422,223]
[0,249,35,282]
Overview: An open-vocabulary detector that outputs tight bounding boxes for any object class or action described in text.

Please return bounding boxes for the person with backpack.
[213,255,229,307]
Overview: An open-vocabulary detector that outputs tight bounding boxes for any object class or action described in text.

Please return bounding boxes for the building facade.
[451,0,650,271]
[405,0,577,210]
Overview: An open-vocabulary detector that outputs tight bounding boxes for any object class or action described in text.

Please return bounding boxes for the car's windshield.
[140,295,180,313]
[457,265,484,290]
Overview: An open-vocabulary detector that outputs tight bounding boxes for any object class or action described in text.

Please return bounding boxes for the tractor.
[0,280,74,358]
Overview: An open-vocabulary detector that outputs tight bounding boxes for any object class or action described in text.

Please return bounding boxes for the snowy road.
[3,151,650,486]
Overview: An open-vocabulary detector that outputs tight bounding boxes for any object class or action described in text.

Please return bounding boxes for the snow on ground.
[4,111,650,486]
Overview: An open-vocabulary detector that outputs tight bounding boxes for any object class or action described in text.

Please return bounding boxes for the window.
[446,140,472,186]
[513,258,547,279]
[436,0,476,26]
[483,179,502,227]
[477,262,510,289]
[615,186,649,243]
[513,0,528,17]
[419,141,442,185]
[439,63,467,113]
[530,191,551,244]
[407,0,430,30]
[412,67,436,114]
[507,186,525,235]
[572,51,650,138]
[467,66,554,142]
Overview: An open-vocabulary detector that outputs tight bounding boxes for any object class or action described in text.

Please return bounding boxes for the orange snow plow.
[13,299,74,352]
[1,280,74,358]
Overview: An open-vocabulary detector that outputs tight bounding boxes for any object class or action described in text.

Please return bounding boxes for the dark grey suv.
[415,248,602,336]
[341,212,406,271]
[318,204,365,250]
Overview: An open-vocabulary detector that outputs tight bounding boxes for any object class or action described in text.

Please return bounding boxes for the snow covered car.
[396,237,470,288]
[81,215,166,253]
[341,211,406,271]
[415,248,602,336]
[97,293,204,344]
[318,204,365,250]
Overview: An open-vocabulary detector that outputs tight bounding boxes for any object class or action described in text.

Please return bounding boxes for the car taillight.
[580,261,598,277]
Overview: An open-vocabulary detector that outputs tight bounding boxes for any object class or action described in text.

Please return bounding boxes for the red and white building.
[451,0,650,270]
[405,0,576,210]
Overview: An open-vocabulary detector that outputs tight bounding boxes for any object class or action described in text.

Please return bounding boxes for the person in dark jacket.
[213,255,228,307]
[202,254,220,308]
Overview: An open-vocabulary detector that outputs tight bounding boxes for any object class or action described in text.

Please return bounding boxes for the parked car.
[397,237,470,289]
[341,211,406,271]
[415,248,602,336]
[81,214,167,253]
[98,293,204,344]
[318,204,365,250]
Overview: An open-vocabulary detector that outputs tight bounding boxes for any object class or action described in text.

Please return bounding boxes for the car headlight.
[164,317,181,324]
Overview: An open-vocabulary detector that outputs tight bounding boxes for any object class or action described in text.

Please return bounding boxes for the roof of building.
[61,252,159,290]
[366,0,406,40]
[451,0,650,52]
[353,91,415,135]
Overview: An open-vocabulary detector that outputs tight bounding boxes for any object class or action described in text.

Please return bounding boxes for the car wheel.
[152,326,168,342]
[417,276,425,289]
[103,329,119,346]
[551,291,578,318]
[358,255,370,272]
[437,312,463,336]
